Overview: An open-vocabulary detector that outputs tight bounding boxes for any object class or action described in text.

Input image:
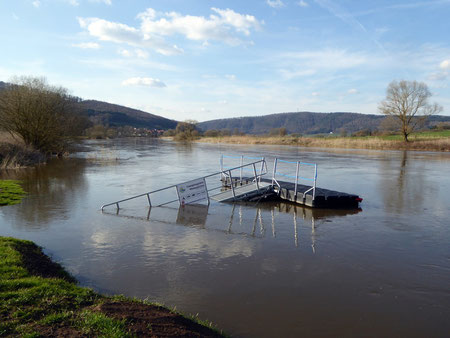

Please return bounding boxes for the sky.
[1,0,449,122]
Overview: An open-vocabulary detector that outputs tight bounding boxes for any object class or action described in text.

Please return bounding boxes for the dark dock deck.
[222,177,362,209]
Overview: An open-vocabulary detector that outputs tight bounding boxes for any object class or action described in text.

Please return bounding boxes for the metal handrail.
[221,154,267,183]
[102,159,267,210]
[272,158,317,201]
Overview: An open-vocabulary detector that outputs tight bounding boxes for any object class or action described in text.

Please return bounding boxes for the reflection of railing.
[101,159,268,210]
[272,158,318,200]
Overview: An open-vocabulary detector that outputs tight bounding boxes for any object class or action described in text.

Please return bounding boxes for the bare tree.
[378,80,442,142]
[0,76,85,154]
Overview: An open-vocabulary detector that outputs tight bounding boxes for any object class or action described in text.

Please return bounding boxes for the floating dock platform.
[221,177,361,209]
[101,155,362,211]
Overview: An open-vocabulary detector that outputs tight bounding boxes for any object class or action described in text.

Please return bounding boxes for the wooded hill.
[197,111,450,135]
[78,100,177,130]
[0,81,177,130]
[2,80,449,134]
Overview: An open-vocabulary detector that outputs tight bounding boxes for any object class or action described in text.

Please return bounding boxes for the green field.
[377,130,450,141]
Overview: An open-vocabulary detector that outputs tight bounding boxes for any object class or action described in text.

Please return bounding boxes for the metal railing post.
[272,158,278,185]
[229,170,236,197]
[313,164,317,200]
[240,155,243,184]
[294,161,300,200]
[252,163,260,190]
[220,154,224,180]
[146,193,152,206]
[259,157,265,184]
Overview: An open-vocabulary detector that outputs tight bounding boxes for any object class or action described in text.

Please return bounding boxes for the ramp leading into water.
[101,155,362,211]
[210,181,273,202]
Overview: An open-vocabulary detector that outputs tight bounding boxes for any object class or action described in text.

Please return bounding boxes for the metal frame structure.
[220,154,267,185]
[272,158,318,200]
[101,159,268,210]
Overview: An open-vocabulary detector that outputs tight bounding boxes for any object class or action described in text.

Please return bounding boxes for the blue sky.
[1,0,449,121]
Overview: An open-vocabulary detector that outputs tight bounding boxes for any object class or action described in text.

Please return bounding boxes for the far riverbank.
[196,133,450,152]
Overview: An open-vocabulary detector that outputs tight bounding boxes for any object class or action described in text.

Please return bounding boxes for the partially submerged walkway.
[101,155,362,211]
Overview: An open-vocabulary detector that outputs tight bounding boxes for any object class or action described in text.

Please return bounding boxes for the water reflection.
[103,202,361,252]
[0,158,87,228]
[379,151,437,217]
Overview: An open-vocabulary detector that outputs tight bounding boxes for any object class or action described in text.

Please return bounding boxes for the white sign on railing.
[176,178,209,205]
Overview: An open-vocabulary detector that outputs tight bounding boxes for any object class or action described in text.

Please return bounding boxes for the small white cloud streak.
[347,88,358,94]
[91,0,112,4]
[122,77,166,88]
[72,42,100,49]
[267,0,285,8]
[32,0,41,8]
[66,0,80,6]
[118,48,148,58]
[297,1,309,7]
[440,60,450,70]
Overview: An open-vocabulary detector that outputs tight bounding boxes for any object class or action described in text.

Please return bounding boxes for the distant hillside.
[198,111,450,135]
[0,81,177,130]
[78,100,177,130]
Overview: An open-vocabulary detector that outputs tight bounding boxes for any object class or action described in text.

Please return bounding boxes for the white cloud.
[225,74,236,80]
[297,1,309,7]
[118,48,132,57]
[278,49,370,80]
[428,72,448,81]
[267,0,285,8]
[311,92,320,96]
[122,77,166,88]
[118,48,148,59]
[135,49,149,59]
[428,59,450,81]
[72,42,100,49]
[32,0,41,8]
[440,59,450,70]
[77,17,183,56]
[65,0,79,5]
[138,7,262,45]
[90,0,111,4]
[347,88,358,94]
[79,8,261,56]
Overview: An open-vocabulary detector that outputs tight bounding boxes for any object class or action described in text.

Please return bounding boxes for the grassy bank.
[0,180,26,206]
[0,237,224,337]
[198,131,450,152]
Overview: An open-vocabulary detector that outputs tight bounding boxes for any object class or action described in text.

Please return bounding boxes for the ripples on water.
[1,138,449,337]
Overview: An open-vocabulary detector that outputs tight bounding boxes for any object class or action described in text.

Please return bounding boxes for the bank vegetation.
[197,130,450,152]
[0,236,224,337]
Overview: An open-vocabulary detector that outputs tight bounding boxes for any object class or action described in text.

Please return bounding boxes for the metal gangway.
[101,158,269,210]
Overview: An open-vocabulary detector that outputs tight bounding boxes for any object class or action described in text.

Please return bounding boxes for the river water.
[1,139,449,337]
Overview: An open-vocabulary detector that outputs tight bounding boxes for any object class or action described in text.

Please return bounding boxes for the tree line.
[0,76,444,161]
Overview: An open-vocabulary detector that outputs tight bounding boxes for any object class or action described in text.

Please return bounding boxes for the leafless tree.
[378,80,442,142]
[0,76,85,154]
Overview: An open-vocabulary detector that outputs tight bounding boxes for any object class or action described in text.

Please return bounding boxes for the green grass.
[0,237,105,336]
[0,236,225,337]
[377,130,450,141]
[0,180,27,206]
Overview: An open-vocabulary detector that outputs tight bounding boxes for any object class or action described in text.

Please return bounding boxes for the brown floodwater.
[1,138,449,337]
